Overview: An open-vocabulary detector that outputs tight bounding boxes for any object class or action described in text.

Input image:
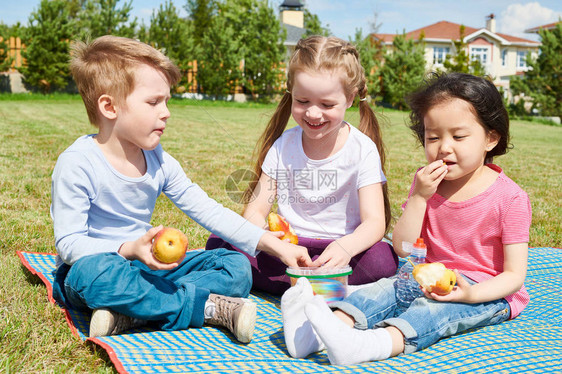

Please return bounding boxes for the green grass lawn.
[0,96,560,372]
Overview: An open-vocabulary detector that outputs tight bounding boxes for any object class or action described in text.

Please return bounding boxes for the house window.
[470,47,488,65]
[501,49,508,66]
[517,51,527,68]
[433,47,450,64]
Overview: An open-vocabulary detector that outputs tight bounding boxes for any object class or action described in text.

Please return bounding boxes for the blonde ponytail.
[357,85,391,234]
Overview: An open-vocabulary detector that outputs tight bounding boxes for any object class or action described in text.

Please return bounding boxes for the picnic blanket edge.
[16,251,82,339]
[17,250,129,373]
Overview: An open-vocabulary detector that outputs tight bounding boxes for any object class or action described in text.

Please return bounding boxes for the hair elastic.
[359,97,367,101]
[286,90,291,94]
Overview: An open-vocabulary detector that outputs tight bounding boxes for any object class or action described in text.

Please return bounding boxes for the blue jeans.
[52,249,252,331]
[330,276,510,353]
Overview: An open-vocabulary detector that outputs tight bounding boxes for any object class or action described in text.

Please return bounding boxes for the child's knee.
[349,242,398,284]
[365,242,398,270]
[232,252,253,284]
[69,253,122,283]
[64,253,126,308]
[215,249,253,295]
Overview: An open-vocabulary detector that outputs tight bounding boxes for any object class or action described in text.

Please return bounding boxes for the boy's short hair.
[70,35,181,126]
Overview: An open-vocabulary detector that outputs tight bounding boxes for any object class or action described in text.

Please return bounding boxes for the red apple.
[412,262,456,296]
[267,212,298,245]
[152,227,189,264]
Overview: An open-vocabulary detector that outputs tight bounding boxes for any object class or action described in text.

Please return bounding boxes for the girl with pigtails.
[206,35,398,294]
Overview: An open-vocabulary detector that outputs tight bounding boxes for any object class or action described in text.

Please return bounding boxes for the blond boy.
[51,35,311,342]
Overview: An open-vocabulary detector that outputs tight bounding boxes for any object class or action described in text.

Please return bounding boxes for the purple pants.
[205,234,399,295]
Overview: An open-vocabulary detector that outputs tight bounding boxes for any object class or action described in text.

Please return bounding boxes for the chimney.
[486,13,496,33]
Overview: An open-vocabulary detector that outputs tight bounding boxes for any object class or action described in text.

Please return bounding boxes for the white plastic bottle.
[396,238,427,314]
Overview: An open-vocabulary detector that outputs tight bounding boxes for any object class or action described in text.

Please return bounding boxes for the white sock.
[305,298,393,366]
[281,278,325,358]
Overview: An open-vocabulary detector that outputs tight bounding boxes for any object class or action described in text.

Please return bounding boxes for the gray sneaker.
[206,294,257,343]
[89,308,146,337]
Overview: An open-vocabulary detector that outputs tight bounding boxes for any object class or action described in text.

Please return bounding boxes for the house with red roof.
[525,21,561,33]
[373,15,541,92]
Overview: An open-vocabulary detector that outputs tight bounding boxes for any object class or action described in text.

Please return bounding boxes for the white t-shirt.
[262,123,386,239]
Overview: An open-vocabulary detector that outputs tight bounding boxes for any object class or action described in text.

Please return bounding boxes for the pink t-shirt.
[404,164,532,318]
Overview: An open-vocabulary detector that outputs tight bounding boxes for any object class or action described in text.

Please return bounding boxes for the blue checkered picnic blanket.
[18,247,562,373]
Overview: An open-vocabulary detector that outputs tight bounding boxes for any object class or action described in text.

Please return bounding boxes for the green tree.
[197,10,242,97]
[65,0,86,18]
[18,0,73,93]
[195,0,285,100]
[75,0,138,39]
[443,25,486,76]
[224,0,285,100]
[510,23,562,118]
[380,32,426,110]
[351,28,385,99]
[303,8,330,37]
[145,0,194,90]
[186,0,216,47]
[0,24,13,72]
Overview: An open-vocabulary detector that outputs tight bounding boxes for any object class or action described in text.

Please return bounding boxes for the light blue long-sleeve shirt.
[51,135,264,267]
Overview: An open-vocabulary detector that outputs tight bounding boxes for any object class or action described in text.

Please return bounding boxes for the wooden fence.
[1,36,24,72]
[181,60,248,95]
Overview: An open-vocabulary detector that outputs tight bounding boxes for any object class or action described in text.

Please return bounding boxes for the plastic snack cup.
[286,266,353,303]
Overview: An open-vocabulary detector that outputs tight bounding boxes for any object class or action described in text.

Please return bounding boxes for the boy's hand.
[273,241,313,268]
[284,242,314,268]
[269,230,286,239]
[257,232,312,268]
[413,160,448,201]
[118,225,183,270]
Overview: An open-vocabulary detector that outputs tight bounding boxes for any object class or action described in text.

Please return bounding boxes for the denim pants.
[52,249,252,331]
[330,276,511,353]
[206,234,399,295]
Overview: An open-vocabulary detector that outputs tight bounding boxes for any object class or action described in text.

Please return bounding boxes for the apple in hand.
[412,262,456,296]
[152,227,189,263]
[267,212,298,245]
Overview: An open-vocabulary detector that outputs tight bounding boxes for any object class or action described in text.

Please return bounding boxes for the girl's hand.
[421,270,472,302]
[311,241,352,268]
[413,160,448,201]
[118,225,183,271]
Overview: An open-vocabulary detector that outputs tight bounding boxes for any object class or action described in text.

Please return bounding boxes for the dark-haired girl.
[282,72,531,365]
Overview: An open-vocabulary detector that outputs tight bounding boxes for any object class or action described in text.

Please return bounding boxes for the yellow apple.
[152,227,189,264]
[267,212,298,245]
[412,262,456,296]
